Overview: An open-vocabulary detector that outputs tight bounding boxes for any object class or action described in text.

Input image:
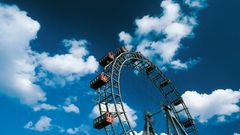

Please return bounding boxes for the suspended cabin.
[115,47,128,57]
[90,72,108,90]
[131,52,142,63]
[93,112,114,129]
[173,98,184,106]
[99,52,115,67]
[182,119,195,128]
[146,63,155,74]
[160,79,171,87]
[133,52,142,59]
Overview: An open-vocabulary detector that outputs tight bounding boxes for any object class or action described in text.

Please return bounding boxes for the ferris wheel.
[90,47,198,135]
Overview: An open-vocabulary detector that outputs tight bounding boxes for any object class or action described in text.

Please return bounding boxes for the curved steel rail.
[95,51,197,135]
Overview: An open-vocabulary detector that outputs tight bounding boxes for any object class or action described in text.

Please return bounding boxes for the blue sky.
[0,0,239,135]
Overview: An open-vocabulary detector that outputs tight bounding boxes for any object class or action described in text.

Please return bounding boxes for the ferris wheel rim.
[95,51,197,135]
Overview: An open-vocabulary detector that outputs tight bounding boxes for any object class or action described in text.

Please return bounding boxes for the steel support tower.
[143,112,155,135]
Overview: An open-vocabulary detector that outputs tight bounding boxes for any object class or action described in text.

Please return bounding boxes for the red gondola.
[115,47,128,57]
[90,72,108,90]
[93,112,114,129]
[99,52,115,67]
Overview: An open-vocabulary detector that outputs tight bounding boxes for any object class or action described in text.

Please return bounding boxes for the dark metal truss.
[94,52,198,135]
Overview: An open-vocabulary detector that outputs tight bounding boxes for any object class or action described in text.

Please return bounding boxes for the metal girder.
[93,51,198,135]
[164,105,188,135]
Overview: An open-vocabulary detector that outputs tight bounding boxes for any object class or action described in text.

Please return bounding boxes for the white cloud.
[135,0,181,35]
[24,121,33,129]
[33,103,57,111]
[65,96,78,105]
[170,59,199,70]
[234,133,240,135]
[31,96,81,113]
[217,116,226,122]
[0,3,99,107]
[24,115,88,134]
[24,116,52,132]
[60,96,80,114]
[0,4,46,106]
[170,59,188,69]
[184,0,207,9]
[63,104,80,114]
[84,90,97,96]
[135,0,195,66]
[182,89,240,123]
[118,0,206,70]
[119,31,133,51]
[56,126,65,133]
[67,128,79,134]
[38,39,98,85]
[119,31,132,44]
[40,39,98,76]
[66,125,90,135]
[90,102,138,128]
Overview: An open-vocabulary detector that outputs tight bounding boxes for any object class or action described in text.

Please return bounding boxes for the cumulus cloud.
[33,96,81,113]
[119,31,133,50]
[67,128,78,134]
[0,3,46,106]
[170,59,199,70]
[63,104,80,114]
[40,40,98,76]
[24,116,52,132]
[66,125,90,135]
[118,0,206,70]
[182,89,240,123]
[119,31,132,45]
[38,39,98,86]
[234,133,240,135]
[0,3,98,107]
[90,102,138,128]
[135,0,182,35]
[184,0,208,9]
[217,116,226,122]
[135,0,196,67]
[61,96,80,114]
[65,96,78,105]
[33,103,57,111]
[24,115,88,134]
[170,59,188,69]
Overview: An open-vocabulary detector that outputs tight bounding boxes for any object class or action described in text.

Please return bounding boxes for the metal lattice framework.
[93,51,198,135]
